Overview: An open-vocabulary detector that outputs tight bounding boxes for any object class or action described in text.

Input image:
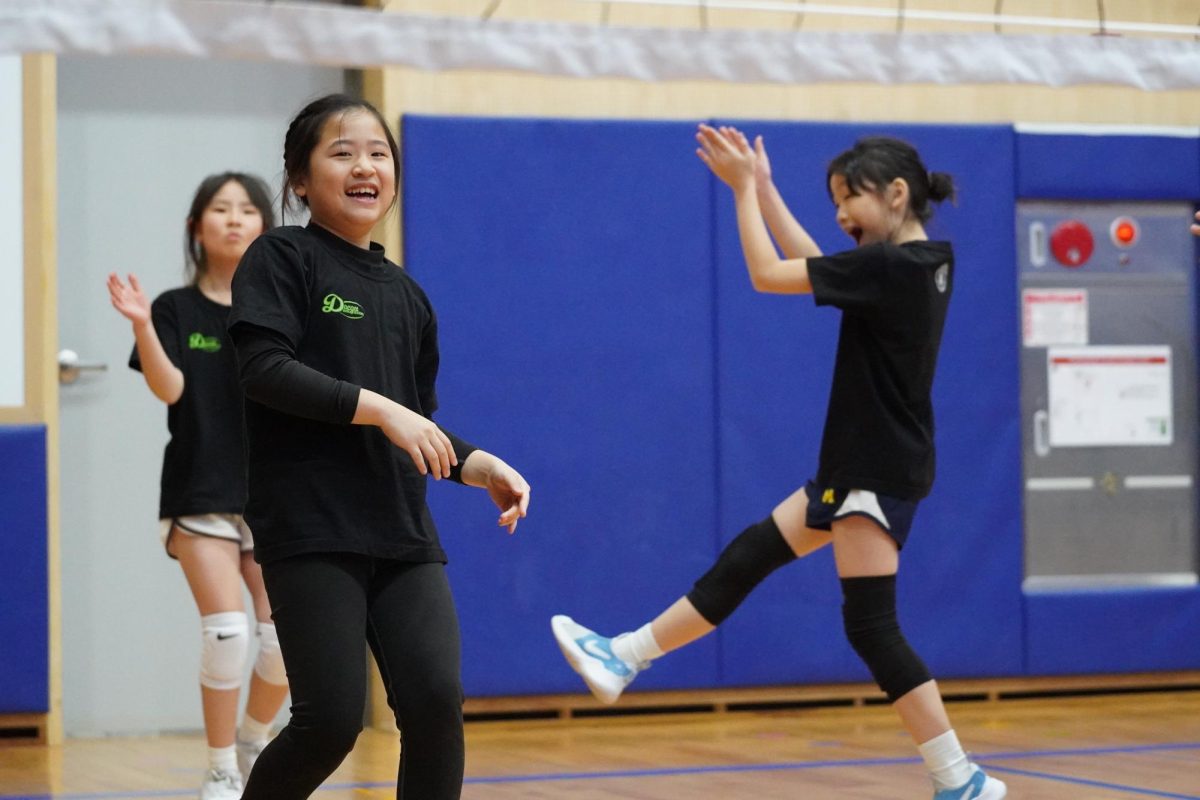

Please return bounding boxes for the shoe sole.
[977,777,1007,800]
[550,615,623,705]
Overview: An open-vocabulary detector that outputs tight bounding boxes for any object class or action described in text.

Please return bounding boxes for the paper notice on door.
[1048,345,1172,447]
[1022,289,1087,347]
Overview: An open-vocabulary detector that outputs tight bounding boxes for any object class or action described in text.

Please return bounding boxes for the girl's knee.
[393,674,462,724]
[840,575,931,702]
[292,703,364,754]
[309,723,361,764]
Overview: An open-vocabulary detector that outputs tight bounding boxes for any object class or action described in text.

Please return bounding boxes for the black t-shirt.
[807,240,954,501]
[129,286,247,519]
[228,223,473,565]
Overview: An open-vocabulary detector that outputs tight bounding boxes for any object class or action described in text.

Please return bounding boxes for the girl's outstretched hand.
[695,124,756,191]
[107,272,151,326]
[482,458,530,534]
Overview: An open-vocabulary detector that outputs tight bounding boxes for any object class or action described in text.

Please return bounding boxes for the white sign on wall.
[1048,345,1173,447]
[0,55,23,408]
[1022,288,1088,347]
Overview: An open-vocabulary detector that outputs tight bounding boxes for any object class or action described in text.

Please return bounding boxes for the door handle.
[1033,409,1050,457]
[58,349,108,385]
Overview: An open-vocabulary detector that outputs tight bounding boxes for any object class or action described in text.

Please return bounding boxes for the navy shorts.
[804,480,919,549]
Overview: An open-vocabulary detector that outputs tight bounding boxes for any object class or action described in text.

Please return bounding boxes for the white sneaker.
[551,615,646,705]
[236,736,267,780]
[199,768,243,800]
[932,764,1007,800]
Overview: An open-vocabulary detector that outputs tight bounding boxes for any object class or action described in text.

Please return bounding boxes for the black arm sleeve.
[232,322,479,482]
[442,428,478,485]
[412,294,479,482]
[231,323,361,425]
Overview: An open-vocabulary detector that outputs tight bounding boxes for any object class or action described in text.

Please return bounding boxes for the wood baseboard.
[0,713,48,746]
[458,671,1200,722]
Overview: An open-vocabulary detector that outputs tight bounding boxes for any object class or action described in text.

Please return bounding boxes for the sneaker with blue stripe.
[933,764,1007,800]
[551,615,645,704]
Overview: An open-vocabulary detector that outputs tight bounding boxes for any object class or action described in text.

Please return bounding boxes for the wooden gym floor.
[1,689,1198,799]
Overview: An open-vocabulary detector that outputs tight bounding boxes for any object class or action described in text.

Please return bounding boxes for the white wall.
[1,55,23,407]
[57,55,345,736]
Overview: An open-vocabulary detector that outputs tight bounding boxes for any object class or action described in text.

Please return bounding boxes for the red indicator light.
[1110,216,1139,248]
[1049,220,1094,268]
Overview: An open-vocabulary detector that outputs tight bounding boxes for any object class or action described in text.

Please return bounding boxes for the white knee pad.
[253,622,287,686]
[200,611,250,690]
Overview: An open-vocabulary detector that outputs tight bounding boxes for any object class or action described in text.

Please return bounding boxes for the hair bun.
[928,171,957,204]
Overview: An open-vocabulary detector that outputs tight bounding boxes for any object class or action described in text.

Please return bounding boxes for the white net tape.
[3,0,1200,90]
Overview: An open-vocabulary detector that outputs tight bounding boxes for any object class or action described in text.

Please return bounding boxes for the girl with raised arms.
[553,127,1005,800]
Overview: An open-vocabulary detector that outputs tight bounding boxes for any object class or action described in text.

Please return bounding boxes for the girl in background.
[107,172,289,800]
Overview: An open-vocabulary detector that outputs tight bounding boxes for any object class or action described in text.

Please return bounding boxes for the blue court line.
[981,742,1200,761]
[983,764,1200,800]
[4,741,1198,799]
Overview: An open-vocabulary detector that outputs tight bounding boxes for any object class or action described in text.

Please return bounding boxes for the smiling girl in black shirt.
[229,94,530,800]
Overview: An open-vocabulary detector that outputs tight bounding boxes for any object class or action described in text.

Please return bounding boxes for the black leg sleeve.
[840,575,932,703]
[686,516,797,626]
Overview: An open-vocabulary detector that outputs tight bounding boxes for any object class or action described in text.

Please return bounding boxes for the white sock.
[238,715,272,743]
[611,623,664,665]
[918,729,974,790]
[208,744,238,774]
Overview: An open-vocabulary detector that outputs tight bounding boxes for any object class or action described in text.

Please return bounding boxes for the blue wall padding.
[404,116,720,695]
[403,115,1199,697]
[1017,131,1200,200]
[0,425,49,713]
[1025,588,1200,674]
[711,122,1025,686]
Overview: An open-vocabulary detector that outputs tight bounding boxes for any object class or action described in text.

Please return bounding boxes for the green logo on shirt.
[188,332,222,352]
[322,293,365,320]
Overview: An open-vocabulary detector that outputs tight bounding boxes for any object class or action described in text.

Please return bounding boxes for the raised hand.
[722,127,773,189]
[107,272,151,327]
[752,134,773,190]
[695,124,757,191]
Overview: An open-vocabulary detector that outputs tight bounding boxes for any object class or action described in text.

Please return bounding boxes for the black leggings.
[242,553,463,800]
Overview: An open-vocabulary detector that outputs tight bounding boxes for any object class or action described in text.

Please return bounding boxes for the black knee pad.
[841,575,931,702]
[686,516,797,626]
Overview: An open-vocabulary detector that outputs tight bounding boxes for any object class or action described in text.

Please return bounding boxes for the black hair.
[184,172,275,286]
[281,93,401,220]
[826,136,956,223]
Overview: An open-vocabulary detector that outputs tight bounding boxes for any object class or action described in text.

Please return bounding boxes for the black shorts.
[804,480,919,549]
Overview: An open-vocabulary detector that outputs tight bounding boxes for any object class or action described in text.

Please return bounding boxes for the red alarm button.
[1050,220,1094,268]
[1110,216,1139,248]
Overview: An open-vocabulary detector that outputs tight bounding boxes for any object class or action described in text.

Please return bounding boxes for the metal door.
[57,55,343,736]
[1018,201,1198,590]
